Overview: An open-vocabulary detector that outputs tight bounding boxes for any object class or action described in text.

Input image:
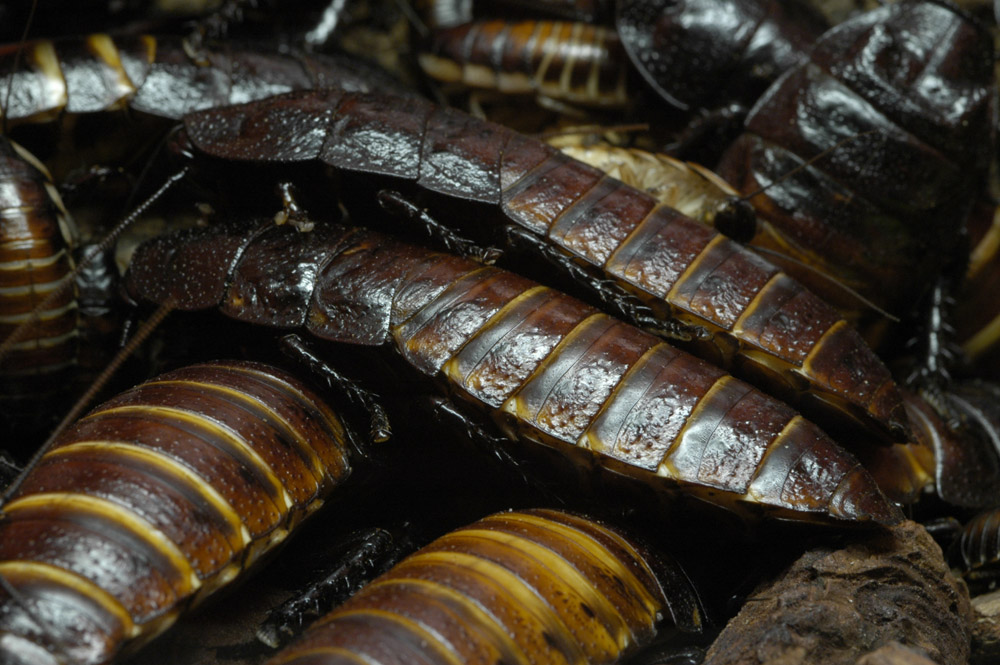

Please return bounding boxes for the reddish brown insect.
[0,138,78,400]
[123,217,902,527]
[267,508,702,665]
[174,87,911,450]
[0,360,355,665]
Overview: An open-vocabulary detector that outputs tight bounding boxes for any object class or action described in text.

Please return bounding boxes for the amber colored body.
[716,2,996,319]
[419,19,629,107]
[125,219,900,526]
[180,88,909,447]
[0,361,353,665]
[0,138,78,390]
[268,508,700,665]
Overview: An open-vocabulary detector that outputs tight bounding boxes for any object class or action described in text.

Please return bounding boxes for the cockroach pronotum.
[715,0,996,323]
[123,217,902,526]
[0,359,355,665]
[172,87,911,450]
[615,0,828,152]
[267,508,702,665]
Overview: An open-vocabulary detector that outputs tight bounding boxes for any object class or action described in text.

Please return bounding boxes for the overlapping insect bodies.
[176,88,912,453]
[0,360,354,665]
[715,0,997,322]
[615,0,828,132]
[124,218,902,526]
[267,508,702,665]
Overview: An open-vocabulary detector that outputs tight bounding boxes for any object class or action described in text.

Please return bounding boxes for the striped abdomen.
[419,20,628,107]
[0,361,353,665]
[268,508,700,665]
[124,220,900,526]
[0,138,78,390]
[0,34,414,125]
[181,89,910,446]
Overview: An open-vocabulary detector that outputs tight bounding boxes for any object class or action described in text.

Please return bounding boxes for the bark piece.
[970,590,1000,665]
[703,521,971,665]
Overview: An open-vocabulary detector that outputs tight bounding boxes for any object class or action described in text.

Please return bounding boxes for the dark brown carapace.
[124,218,901,527]
[267,508,702,665]
[715,1,996,321]
[0,360,354,665]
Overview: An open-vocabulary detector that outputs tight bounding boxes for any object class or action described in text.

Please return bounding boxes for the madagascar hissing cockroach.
[420,0,615,29]
[615,0,828,115]
[615,0,828,156]
[0,137,79,401]
[266,508,702,665]
[175,87,911,449]
[0,32,416,129]
[715,1,997,323]
[0,359,355,665]
[123,217,902,526]
[417,19,629,109]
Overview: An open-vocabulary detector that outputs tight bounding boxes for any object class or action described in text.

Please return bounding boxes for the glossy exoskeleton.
[173,88,911,450]
[715,1,997,322]
[267,508,702,665]
[0,360,355,665]
[123,217,902,526]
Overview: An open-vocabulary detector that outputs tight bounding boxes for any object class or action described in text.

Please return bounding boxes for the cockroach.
[174,87,911,449]
[615,0,829,151]
[266,508,702,665]
[420,0,615,29]
[0,32,415,129]
[0,137,79,400]
[417,19,630,109]
[0,359,355,665]
[715,0,997,322]
[123,217,902,526]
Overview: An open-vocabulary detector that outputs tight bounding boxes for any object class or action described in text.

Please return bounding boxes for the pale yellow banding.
[576,342,667,454]
[455,528,630,648]
[85,34,139,108]
[498,312,608,423]
[331,608,466,665]
[799,319,850,381]
[86,405,294,512]
[492,512,666,621]
[418,53,463,83]
[0,560,137,637]
[963,311,1000,360]
[585,28,603,99]
[967,206,1000,281]
[556,23,584,94]
[0,280,69,297]
[4,493,200,597]
[44,440,251,548]
[28,41,67,117]
[441,284,549,387]
[405,550,586,662]
[0,301,77,324]
[270,645,373,665]
[0,249,70,272]
[659,374,737,478]
[665,233,728,304]
[147,379,328,488]
[4,329,78,351]
[331,576,529,664]
[743,414,807,505]
[533,23,560,87]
